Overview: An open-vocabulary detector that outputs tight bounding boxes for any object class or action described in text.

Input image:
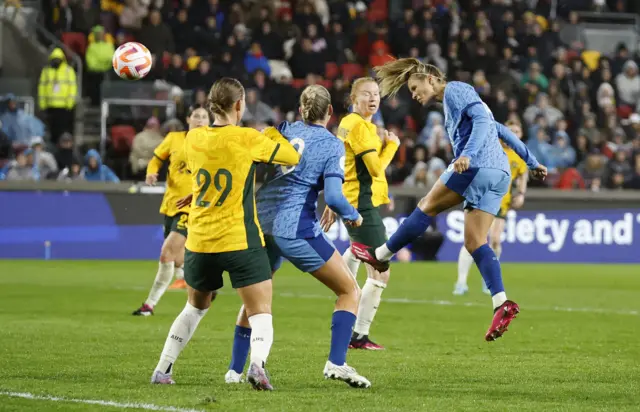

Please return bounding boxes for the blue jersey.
[442,81,509,174]
[256,121,345,239]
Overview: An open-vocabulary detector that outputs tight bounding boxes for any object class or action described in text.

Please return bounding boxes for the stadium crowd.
[3,0,640,190]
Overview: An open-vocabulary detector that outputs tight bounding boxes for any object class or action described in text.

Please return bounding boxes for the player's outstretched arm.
[495,122,539,169]
[250,130,300,166]
[495,122,546,180]
[324,176,361,226]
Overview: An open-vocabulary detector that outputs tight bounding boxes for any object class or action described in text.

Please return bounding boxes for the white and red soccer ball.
[112,42,152,80]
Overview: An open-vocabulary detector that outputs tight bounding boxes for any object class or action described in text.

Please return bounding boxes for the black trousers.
[47,108,74,144]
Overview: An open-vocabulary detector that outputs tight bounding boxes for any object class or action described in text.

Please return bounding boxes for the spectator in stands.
[524,93,564,127]
[166,54,187,89]
[129,117,163,179]
[54,132,80,172]
[38,48,77,144]
[57,160,83,182]
[0,148,38,181]
[546,132,576,170]
[30,136,58,179]
[244,43,271,76]
[0,94,45,145]
[606,150,633,189]
[138,10,175,57]
[242,89,276,125]
[187,59,216,91]
[288,38,325,78]
[380,96,408,129]
[615,60,640,109]
[0,128,10,160]
[85,26,115,105]
[256,21,284,60]
[81,149,120,182]
[578,150,607,191]
[623,159,640,189]
[71,0,100,34]
[521,61,549,91]
[52,0,73,35]
[170,9,196,52]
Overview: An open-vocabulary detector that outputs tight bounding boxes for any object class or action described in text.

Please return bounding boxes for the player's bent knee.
[464,239,484,254]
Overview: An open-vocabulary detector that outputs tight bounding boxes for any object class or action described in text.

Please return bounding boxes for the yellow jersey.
[184,125,300,253]
[147,131,192,217]
[336,113,398,210]
[500,146,528,212]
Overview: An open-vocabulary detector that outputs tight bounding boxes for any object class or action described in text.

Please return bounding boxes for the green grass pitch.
[0,260,638,411]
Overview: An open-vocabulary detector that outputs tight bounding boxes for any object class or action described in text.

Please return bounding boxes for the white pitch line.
[0,391,204,412]
[162,287,640,317]
[255,291,639,317]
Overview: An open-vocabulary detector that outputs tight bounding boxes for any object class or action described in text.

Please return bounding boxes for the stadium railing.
[1,181,639,263]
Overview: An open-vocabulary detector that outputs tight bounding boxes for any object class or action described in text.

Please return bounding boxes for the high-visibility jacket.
[38,48,77,110]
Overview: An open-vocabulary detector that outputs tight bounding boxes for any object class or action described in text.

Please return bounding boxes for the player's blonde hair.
[207,77,245,116]
[373,58,446,98]
[348,77,378,106]
[300,85,331,123]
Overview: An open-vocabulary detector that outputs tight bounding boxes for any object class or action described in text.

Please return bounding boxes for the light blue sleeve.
[324,176,359,221]
[495,122,540,169]
[459,103,491,160]
[323,144,345,181]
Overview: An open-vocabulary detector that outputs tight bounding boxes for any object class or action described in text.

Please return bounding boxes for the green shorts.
[184,247,272,291]
[346,207,387,248]
[163,213,188,238]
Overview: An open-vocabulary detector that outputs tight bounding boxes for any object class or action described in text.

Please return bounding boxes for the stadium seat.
[291,78,306,89]
[341,63,364,81]
[405,115,417,132]
[367,0,388,21]
[325,62,339,80]
[318,79,332,89]
[61,32,87,56]
[110,125,136,153]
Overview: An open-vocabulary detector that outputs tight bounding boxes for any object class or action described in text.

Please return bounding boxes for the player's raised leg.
[485,216,507,294]
[133,231,186,316]
[312,250,370,388]
[351,180,463,270]
[464,207,519,341]
[151,284,213,384]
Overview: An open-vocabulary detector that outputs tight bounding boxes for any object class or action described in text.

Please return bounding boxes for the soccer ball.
[112,42,152,80]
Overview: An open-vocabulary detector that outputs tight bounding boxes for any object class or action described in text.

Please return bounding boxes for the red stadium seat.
[325,62,339,80]
[318,79,332,89]
[341,63,364,81]
[111,125,136,153]
[367,0,388,21]
[61,32,87,56]
[405,115,417,132]
[291,78,306,89]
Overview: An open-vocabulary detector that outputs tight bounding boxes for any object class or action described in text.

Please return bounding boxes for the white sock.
[145,261,175,307]
[375,244,393,262]
[342,249,361,279]
[174,265,184,280]
[248,313,273,367]
[354,278,386,336]
[457,246,474,286]
[492,244,502,260]
[492,292,507,309]
[155,302,208,374]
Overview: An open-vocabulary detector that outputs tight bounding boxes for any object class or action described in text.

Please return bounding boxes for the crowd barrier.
[1,181,640,263]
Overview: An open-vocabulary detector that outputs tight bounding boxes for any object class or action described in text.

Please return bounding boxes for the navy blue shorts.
[265,233,336,273]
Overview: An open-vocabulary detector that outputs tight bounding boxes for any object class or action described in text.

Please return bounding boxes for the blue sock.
[386,208,433,253]
[228,325,251,374]
[328,310,356,366]
[471,244,505,296]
